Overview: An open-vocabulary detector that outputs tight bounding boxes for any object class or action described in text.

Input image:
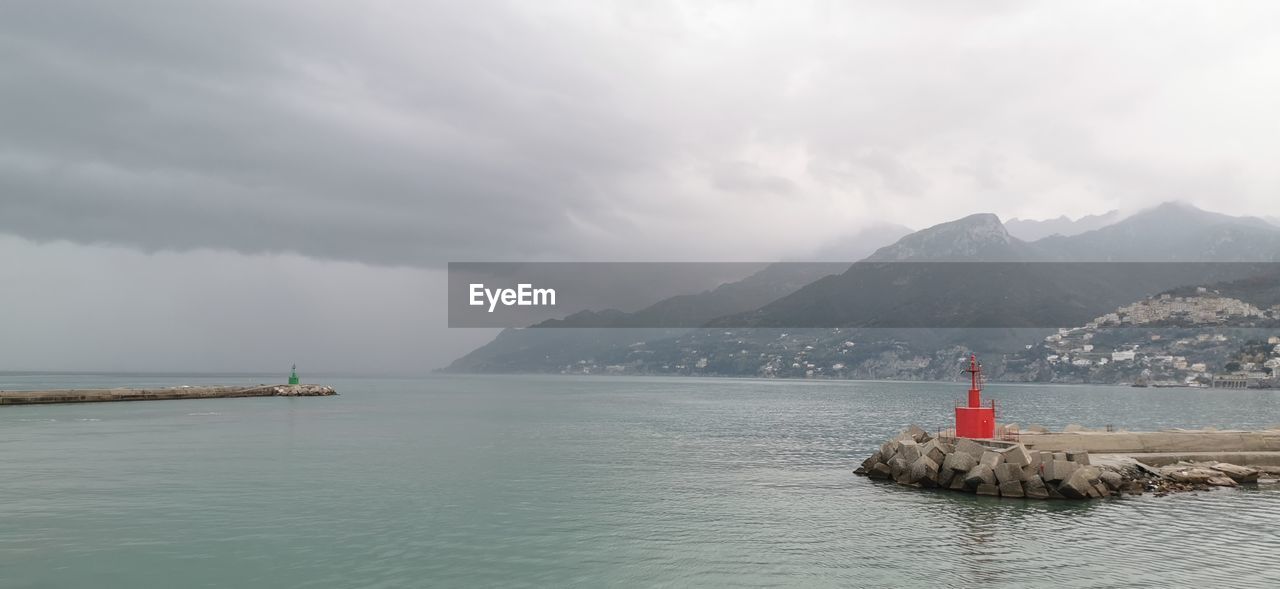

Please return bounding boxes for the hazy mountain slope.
[1005,210,1124,241]
[441,225,902,373]
[804,223,914,261]
[441,327,686,373]
[1038,202,1280,261]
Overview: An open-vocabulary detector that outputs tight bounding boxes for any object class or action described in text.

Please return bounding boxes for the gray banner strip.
[449,262,1280,328]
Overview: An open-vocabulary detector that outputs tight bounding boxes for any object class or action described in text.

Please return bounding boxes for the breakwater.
[854,425,1276,499]
[0,384,337,405]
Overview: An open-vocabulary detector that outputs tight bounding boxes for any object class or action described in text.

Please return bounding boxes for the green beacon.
[289,364,300,385]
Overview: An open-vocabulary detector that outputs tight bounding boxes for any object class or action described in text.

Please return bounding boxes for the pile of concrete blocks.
[855,426,1134,500]
[269,384,338,396]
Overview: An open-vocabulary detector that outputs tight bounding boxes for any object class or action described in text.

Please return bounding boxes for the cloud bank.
[4,1,1280,266]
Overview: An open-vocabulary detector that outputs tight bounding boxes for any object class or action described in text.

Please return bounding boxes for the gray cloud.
[5,1,1280,372]
[4,1,1279,266]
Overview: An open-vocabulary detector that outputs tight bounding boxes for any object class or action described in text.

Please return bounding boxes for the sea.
[2,373,1279,588]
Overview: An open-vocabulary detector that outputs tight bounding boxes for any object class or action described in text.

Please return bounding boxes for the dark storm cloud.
[3,1,1280,265]
[0,0,672,264]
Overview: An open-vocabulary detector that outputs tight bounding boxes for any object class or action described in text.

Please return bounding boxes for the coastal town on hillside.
[556,290,1280,388]
[1020,291,1280,388]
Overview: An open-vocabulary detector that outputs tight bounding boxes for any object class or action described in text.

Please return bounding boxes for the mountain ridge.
[444,202,1280,377]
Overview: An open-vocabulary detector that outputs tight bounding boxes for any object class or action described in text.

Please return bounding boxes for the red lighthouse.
[954,354,995,439]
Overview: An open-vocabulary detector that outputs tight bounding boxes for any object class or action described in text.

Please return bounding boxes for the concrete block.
[896,441,921,464]
[860,451,883,471]
[1079,466,1101,483]
[1099,471,1123,491]
[979,451,1003,470]
[994,463,1025,484]
[999,481,1025,498]
[998,444,1032,467]
[889,457,910,482]
[1027,451,1042,470]
[1046,484,1066,500]
[921,440,947,465]
[954,438,987,460]
[868,463,892,479]
[938,467,955,489]
[1206,476,1238,487]
[1024,475,1049,499]
[909,456,940,487]
[1165,468,1215,484]
[1042,460,1079,482]
[942,451,978,473]
[904,424,927,443]
[881,440,900,460]
[963,464,996,488]
[949,473,968,491]
[1058,469,1093,499]
[1211,463,1259,483]
[976,483,999,496]
[1052,452,1068,462]
[1066,450,1091,465]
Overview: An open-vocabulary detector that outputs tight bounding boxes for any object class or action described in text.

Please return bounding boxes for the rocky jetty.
[0,384,337,405]
[854,426,1266,499]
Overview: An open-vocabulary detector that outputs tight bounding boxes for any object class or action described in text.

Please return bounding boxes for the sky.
[3,1,1280,372]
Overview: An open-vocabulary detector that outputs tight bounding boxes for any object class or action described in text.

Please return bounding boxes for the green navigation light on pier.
[289,364,300,385]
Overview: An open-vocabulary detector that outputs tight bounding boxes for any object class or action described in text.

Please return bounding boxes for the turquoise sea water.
[2,373,1280,588]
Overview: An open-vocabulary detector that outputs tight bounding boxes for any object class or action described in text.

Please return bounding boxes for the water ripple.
[1,375,1279,587]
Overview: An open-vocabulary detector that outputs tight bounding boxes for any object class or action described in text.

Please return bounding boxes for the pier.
[1017,428,1280,467]
[855,425,1280,499]
[0,384,337,405]
[854,353,1280,499]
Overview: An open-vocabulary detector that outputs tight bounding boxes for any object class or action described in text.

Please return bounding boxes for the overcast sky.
[3,1,1280,372]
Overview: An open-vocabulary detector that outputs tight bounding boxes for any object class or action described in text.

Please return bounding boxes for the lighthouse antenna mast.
[962,354,982,407]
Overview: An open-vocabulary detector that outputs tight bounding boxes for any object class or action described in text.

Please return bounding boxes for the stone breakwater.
[854,425,1269,499]
[0,385,337,405]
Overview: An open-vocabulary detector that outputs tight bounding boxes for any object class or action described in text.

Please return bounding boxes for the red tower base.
[955,406,995,439]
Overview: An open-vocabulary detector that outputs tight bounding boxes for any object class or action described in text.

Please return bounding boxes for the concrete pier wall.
[0,384,336,405]
[1018,430,1280,454]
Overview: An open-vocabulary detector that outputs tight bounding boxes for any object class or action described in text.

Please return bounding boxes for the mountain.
[532,262,851,328]
[1038,201,1280,261]
[1005,210,1124,241]
[863,213,1036,261]
[704,211,1267,330]
[442,264,846,373]
[445,202,1280,378]
[441,225,901,373]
